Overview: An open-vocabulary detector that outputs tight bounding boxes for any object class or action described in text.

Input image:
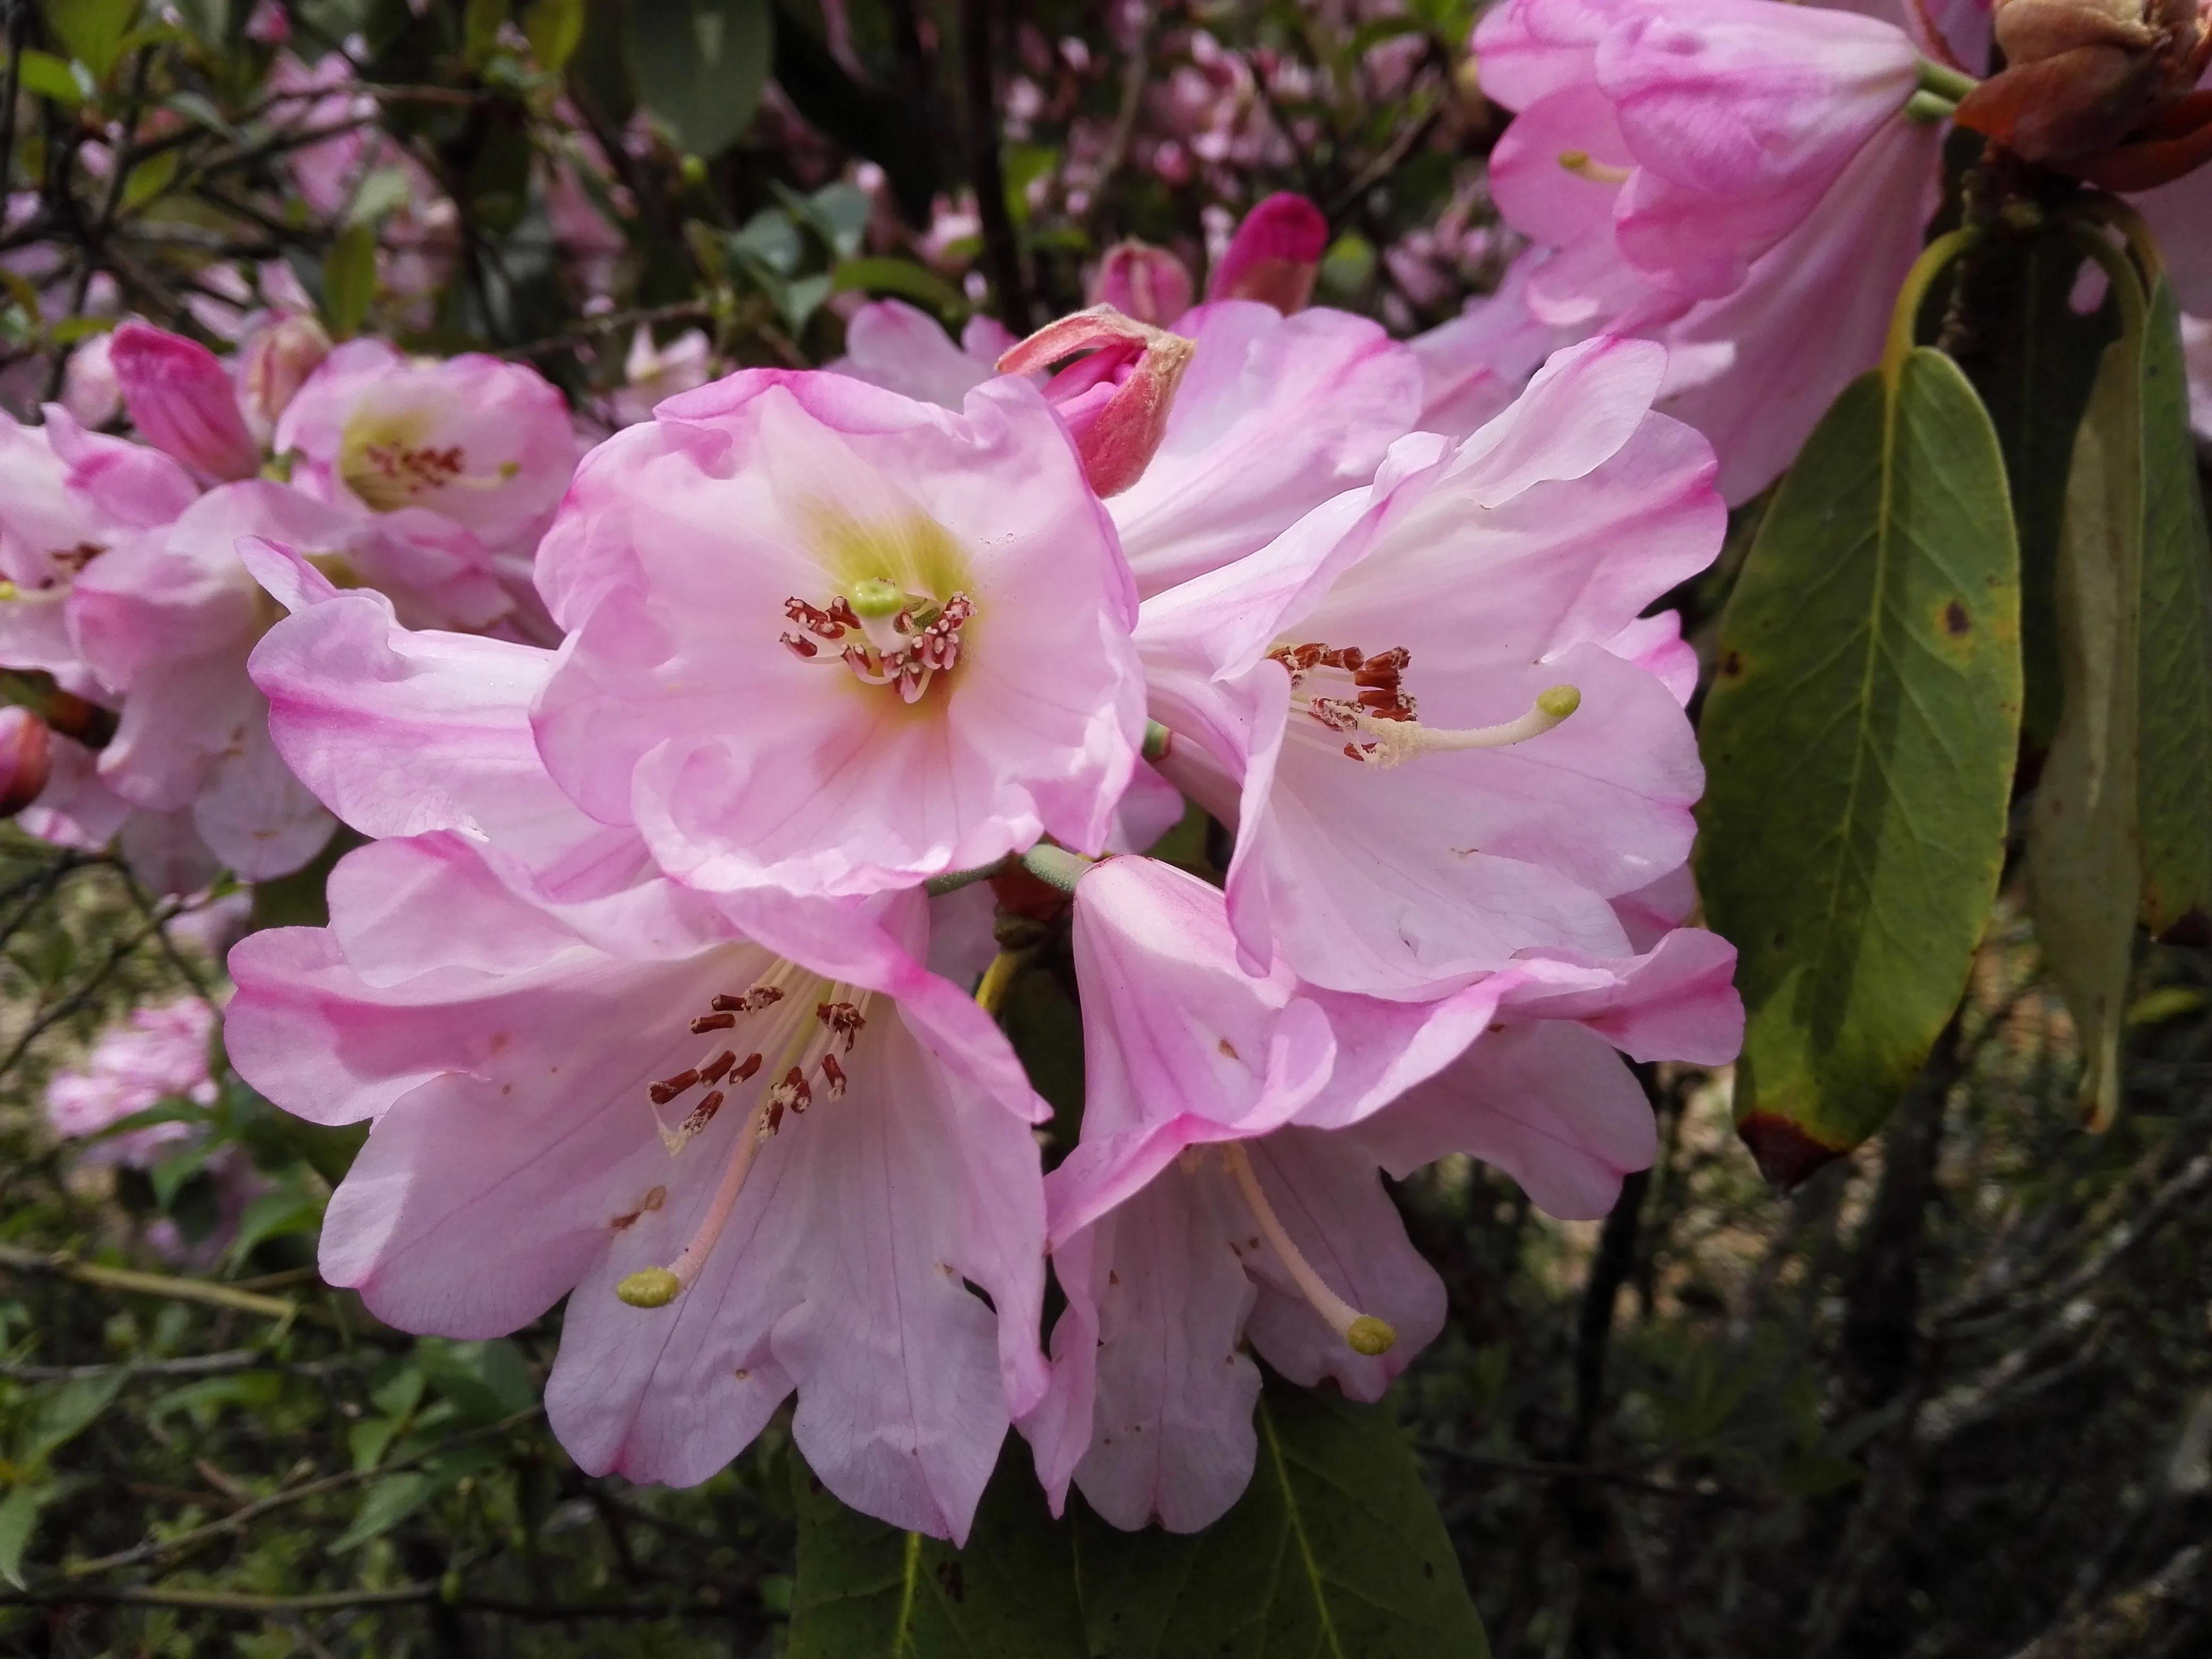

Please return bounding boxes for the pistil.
[1557,149,1633,186]
[1219,1142,1397,1358]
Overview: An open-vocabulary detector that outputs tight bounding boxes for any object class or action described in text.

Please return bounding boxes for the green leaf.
[11,49,89,106]
[223,1189,326,1270]
[23,1373,125,1463]
[830,257,970,317]
[416,1338,536,1424]
[787,1440,1087,1657]
[41,0,138,81]
[624,0,770,160]
[522,0,584,73]
[120,148,177,210]
[1959,231,2119,748]
[785,1380,1486,1659]
[1697,349,2022,1182]
[463,0,508,65]
[0,1485,45,1589]
[2134,276,2212,941]
[322,221,376,339]
[2029,285,2144,1132]
[346,164,416,229]
[1073,1382,1488,1659]
[332,1470,436,1550]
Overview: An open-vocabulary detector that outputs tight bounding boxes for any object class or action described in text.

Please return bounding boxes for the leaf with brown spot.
[1697,349,2021,1183]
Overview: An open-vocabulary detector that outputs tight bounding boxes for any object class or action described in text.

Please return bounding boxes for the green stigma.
[1537,684,1582,720]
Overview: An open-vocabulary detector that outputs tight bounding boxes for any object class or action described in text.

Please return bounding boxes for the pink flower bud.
[236,312,333,445]
[999,306,1197,498]
[1207,192,1329,314]
[1090,240,1195,326]
[109,321,261,484]
[0,708,52,818]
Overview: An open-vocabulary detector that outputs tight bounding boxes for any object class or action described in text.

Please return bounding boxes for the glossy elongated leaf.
[1697,349,2022,1185]
[786,1379,1486,1659]
[2135,276,2212,941]
[1957,231,2119,748]
[2030,304,2144,1131]
[1073,1381,1489,1659]
[623,0,770,160]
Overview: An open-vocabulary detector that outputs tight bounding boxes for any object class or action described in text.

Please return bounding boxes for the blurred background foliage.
[1,0,2210,1653]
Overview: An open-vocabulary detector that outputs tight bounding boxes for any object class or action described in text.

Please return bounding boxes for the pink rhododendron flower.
[527,369,1146,898]
[225,832,1050,1541]
[276,340,578,570]
[46,995,219,1166]
[1101,300,1423,596]
[831,302,1020,409]
[1138,336,1722,996]
[1406,248,1577,439]
[108,322,262,485]
[236,312,333,446]
[1020,855,1740,1531]
[607,326,714,428]
[1476,0,1943,499]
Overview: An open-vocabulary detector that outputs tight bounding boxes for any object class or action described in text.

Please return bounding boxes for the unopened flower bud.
[1206,191,1329,314]
[109,321,261,484]
[1957,0,2212,168]
[0,708,52,818]
[998,306,1197,498]
[1090,240,1194,327]
[237,312,333,446]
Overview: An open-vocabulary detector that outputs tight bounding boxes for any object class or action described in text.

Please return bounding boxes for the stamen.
[700,1050,736,1085]
[648,1068,699,1105]
[772,1066,813,1116]
[733,1052,763,1082]
[1557,149,1633,186]
[815,1001,865,1052]
[690,1011,737,1033]
[617,1095,774,1308]
[1219,1141,1397,1358]
[820,1053,848,1097]
[1340,684,1579,768]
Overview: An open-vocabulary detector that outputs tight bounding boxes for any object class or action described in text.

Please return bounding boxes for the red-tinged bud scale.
[0,709,52,818]
[999,305,1197,498]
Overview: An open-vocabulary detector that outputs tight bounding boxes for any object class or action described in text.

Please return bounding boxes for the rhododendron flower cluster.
[206,188,1741,1540]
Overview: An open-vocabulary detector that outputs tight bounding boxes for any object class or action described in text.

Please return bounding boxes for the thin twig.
[57,1406,544,1579]
[0,1244,301,1322]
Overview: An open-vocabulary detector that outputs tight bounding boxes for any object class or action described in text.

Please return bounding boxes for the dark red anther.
[781,632,819,660]
[649,1068,700,1105]
[820,1053,848,1097]
[691,1011,737,1033]
[680,1090,725,1134]
[700,1050,736,1084]
[734,1052,764,1082]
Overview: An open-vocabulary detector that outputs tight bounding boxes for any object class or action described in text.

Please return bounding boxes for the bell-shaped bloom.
[830,303,1020,410]
[1481,0,1924,303]
[64,483,348,878]
[1021,855,1740,1532]
[0,406,196,601]
[275,339,577,564]
[1206,191,1329,313]
[224,832,1049,1542]
[834,295,1422,599]
[528,370,1146,899]
[1091,240,1196,326]
[1406,247,1575,439]
[108,322,262,485]
[1138,337,1723,997]
[1474,0,1942,500]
